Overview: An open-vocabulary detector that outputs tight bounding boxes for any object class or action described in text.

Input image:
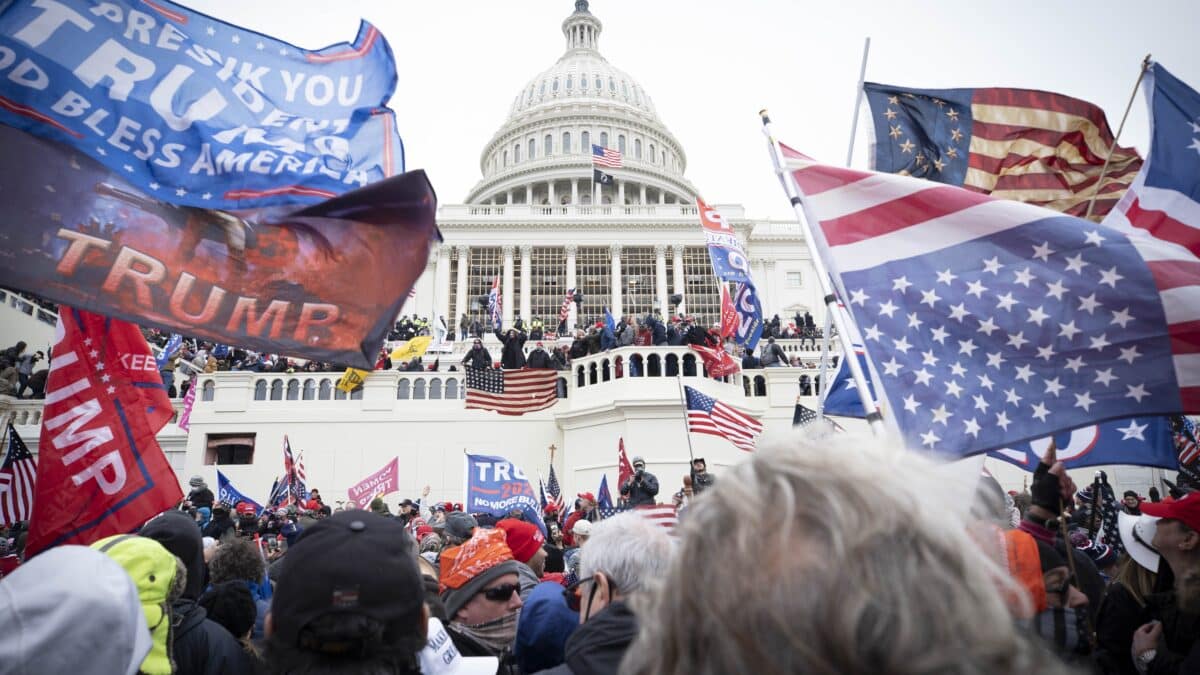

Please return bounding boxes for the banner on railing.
[0,126,439,369]
[0,0,404,210]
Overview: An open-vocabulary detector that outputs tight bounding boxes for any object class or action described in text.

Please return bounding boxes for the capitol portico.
[404,0,819,331]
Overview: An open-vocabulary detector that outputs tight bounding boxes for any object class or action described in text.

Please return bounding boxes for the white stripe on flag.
[805,173,925,221]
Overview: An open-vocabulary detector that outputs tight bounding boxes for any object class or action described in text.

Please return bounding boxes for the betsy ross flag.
[780,138,1200,457]
[684,385,763,452]
[0,424,36,526]
[865,83,1142,221]
[592,144,623,168]
[465,367,558,415]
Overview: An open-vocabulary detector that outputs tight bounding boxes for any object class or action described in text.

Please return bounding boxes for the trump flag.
[27,308,182,556]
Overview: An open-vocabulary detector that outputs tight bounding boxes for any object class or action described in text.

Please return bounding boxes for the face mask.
[1025,606,1091,657]
[456,611,520,654]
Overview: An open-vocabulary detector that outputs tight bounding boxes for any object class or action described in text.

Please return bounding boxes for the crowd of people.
[2,437,1196,674]
[0,340,48,400]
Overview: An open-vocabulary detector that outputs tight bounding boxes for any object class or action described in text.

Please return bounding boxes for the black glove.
[1030,461,1063,515]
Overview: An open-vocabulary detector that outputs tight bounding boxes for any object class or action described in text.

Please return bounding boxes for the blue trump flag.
[698,198,763,350]
[154,333,182,371]
[597,474,613,510]
[988,417,1179,471]
[0,0,404,209]
[465,453,547,535]
[217,470,263,514]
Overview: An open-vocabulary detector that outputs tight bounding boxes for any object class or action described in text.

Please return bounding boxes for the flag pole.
[760,110,886,436]
[1084,54,1150,220]
[675,375,697,461]
[844,37,871,168]
[816,307,831,417]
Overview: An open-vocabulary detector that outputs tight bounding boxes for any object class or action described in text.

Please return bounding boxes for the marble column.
[565,244,578,330]
[525,184,533,205]
[454,246,469,333]
[519,245,532,323]
[654,244,668,317]
[433,244,451,325]
[671,245,686,317]
[639,184,646,205]
[506,190,513,205]
[610,243,623,318]
[548,181,556,206]
[617,180,625,206]
[571,179,579,205]
[502,245,515,327]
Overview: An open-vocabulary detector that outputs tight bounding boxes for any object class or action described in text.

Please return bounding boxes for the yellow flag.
[336,368,370,393]
[389,335,433,362]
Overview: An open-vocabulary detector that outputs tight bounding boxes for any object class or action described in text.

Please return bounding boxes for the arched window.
[318,379,332,400]
[430,378,443,399]
[621,81,628,98]
[286,380,299,400]
[503,150,508,167]
[302,379,315,400]
[618,135,626,154]
[350,387,363,400]
[529,138,536,160]
[662,150,667,165]
[594,76,601,90]
[254,380,267,400]
[514,143,520,163]
[581,131,590,153]
[600,131,608,148]
[608,77,615,92]
[445,379,459,399]
[544,134,553,156]
[552,78,559,92]
[634,139,642,159]
[562,132,571,154]
[649,143,656,163]
[566,75,573,90]
[540,81,546,96]
[269,379,283,401]
[202,380,215,401]
[413,379,427,400]
[581,74,588,89]
[397,380,410,399]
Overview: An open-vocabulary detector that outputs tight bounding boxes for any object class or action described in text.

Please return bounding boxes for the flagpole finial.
[759,109,771,125]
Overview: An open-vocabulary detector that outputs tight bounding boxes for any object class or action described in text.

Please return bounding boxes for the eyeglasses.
[482,582,520,603]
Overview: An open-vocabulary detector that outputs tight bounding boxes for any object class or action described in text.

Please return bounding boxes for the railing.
[195,345,828,410]
[441,203,716,219]
[0,395,188,427]
[402,336,835,362]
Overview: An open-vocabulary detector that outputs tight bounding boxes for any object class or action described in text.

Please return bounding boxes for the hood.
[0,546,152,675]
[563,601,639,675]
[141,510,206,600]
[515,581,579,673]
[93,535,183,675]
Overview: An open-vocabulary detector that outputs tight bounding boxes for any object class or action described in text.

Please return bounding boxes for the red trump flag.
[26,308,182,556]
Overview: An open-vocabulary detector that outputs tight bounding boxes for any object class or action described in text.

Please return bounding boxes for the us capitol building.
[0,2,1160,507]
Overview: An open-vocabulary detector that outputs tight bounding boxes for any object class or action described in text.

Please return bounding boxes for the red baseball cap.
[577,492,595,502]
[235,502,257,516]
[1141,492,1200,531]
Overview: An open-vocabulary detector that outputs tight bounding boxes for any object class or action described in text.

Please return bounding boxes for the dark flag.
[594,169,614,185]
[0,126,439,368]
[27,309,182,556]
[793,402,819,427]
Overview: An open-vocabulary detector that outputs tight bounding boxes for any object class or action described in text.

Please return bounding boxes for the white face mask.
[455,610,520,653]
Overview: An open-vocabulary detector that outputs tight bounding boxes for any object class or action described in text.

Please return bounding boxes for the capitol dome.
[465,1,698,206]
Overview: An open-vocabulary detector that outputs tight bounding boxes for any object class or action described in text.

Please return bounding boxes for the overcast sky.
[187,0,1199,219]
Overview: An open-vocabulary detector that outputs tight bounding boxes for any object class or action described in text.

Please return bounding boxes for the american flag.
[465,367,558,416]
[559,287,575,324]
[592,144,622,168]
[1176,416,1200,470]
[865,84,1141,222]
[781,135,1200,457]
[0,424,36,525]
[283,436,307,504]
[597,504,678,532]
[684,385,764,452]
[546,464,565,513]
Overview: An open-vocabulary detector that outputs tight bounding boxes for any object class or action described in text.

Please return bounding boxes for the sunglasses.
[562,576,595,612]
[482,582,521,603]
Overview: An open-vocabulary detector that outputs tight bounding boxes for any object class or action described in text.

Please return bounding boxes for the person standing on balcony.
[497,327,528,369]
[15,350,42,398]
[760,337,789,368]
[527,342,554,369]
[459,313,471,341]
[463,338,493,370]
[620,457,660,507]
